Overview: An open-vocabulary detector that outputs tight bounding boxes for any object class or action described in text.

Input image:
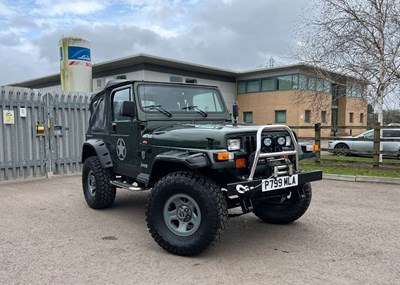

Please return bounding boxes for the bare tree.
[296,0,400,125]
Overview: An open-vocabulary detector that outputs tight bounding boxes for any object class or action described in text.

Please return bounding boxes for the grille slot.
[243,136,256,153]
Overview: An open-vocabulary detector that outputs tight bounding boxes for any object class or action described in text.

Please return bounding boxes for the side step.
[110,180,150,191]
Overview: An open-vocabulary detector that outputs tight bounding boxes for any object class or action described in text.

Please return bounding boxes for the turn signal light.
[313,145,319,151]
[216,152,230,161]
[235,158,246,168]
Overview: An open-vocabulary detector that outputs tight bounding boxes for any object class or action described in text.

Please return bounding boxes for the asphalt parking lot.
[1,175,399,285]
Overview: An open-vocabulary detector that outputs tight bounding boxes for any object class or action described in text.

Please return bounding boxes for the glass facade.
[346,82,365,98]
[237,73,332,94]
[277,75,293,90]
[247,80,260,93]
[261,78,275,91]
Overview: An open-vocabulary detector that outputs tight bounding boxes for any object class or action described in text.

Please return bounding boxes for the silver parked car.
[328,129,400,158]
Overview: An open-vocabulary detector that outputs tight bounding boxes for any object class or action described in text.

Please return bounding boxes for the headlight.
[263,137,272,147]
[277,136,286,146]
[227,139,241,151]
[285,136,291,146]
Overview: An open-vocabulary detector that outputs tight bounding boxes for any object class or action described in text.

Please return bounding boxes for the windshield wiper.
[182,105,208,118]
[143,104,172,117]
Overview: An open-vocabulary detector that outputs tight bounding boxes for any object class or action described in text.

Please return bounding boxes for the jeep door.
[109,86,140,177]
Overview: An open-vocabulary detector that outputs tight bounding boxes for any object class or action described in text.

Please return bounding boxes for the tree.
[297,0,400,124]
[296,0,400,162]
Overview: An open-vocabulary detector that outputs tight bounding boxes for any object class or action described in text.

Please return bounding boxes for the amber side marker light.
[216,152,230,161]
[313,145,319,151]
[235,158,246,168]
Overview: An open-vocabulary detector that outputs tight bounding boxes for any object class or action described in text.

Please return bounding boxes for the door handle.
[112,123,117,133]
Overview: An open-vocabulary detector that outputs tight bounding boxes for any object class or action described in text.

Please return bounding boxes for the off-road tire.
[146,171,228,256]
[82,156,116,209]
[253,183,312,224]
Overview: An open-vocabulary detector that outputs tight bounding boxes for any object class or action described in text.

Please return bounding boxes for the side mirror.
[121,101,135,117]
[232,103,239,125]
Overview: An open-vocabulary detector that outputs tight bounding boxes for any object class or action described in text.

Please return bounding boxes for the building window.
[299,75,308,90]
[292,74,299,89]
[275,110,286,123]
[237,81,246,94]
[304,110,311,123]
[247,80,260,93]
[349,112,354,123]
[237,74,333,94]
[307,77,317,91]
[321,111,327,123]
[277,76,292,90]
[346,82,365,98]
[243,112,253,124]
[360,113,364,123]
[261,78,276,91]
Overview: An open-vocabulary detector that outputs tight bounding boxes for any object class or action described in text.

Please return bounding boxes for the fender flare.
[153,150,209,169]
[138,150,210,186]
[82,139,113,169]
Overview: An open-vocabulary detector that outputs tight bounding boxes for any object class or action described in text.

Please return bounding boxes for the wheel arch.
[147,151,210,186]
[82,139,113,169]
[334,141,350,148]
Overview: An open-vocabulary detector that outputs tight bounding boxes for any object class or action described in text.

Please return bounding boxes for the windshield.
[137,84,225,116]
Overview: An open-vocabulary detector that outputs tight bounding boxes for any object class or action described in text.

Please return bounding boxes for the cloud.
[0,0,309,85]
[31,0,108,16]
[0,45,55,84]
[0,2,16,17]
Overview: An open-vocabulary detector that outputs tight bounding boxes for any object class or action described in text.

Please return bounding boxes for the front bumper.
[226,170,322,195]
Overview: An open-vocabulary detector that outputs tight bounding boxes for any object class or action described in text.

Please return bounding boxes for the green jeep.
[82,80,322,256]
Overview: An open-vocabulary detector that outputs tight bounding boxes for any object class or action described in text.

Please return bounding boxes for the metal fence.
[0,87,91,181]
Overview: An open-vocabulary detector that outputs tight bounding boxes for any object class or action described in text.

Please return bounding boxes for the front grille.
[243,136,257,154]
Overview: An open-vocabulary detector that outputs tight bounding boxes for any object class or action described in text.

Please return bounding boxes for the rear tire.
[253,183,312,224]
[334,143,349,157]
[146,171,228,256]
[82,156,116,209]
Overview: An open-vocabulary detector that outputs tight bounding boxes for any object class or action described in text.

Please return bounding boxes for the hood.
[145,123,263,149]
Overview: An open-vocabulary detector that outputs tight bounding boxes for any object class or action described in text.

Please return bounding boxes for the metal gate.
[0,87,91,181]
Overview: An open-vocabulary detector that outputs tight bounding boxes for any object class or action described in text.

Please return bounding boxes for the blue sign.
[68,46,91,62]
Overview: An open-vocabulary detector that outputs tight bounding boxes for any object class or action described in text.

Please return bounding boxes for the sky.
[0,0,311,86]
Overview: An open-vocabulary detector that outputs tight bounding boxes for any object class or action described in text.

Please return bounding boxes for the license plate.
[262,175,298,192]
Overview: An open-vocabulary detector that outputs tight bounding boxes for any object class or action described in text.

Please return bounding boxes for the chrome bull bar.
[248,125,299,181]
